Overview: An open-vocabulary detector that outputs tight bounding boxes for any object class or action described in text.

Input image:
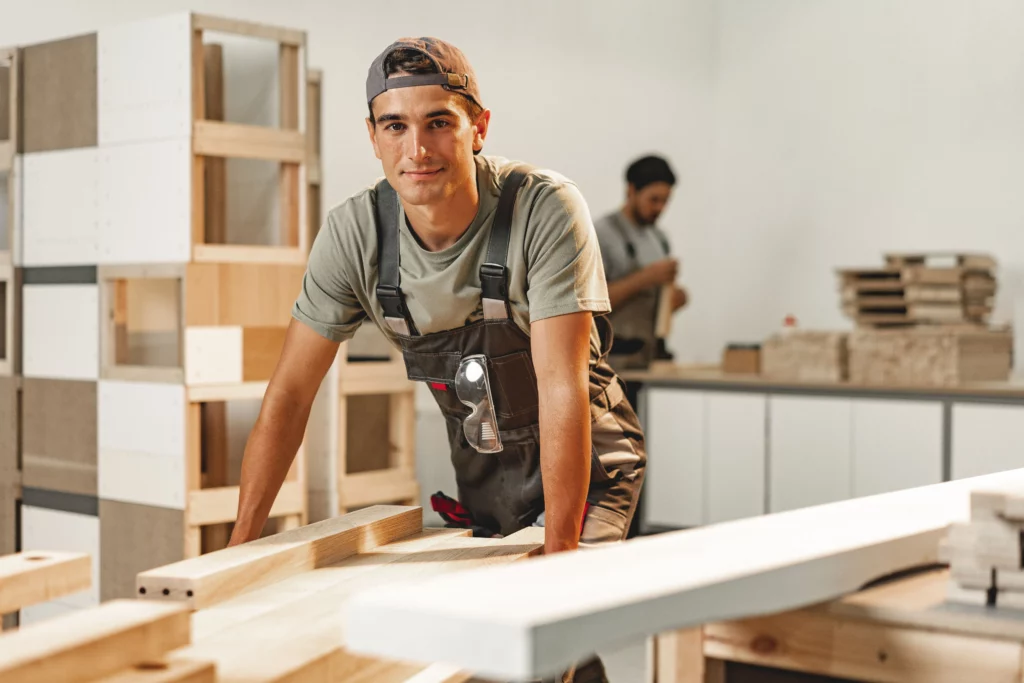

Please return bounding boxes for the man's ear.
[472,108,492,154]
[366,117,382,161]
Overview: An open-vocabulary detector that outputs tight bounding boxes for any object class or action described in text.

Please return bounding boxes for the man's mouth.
[403,168,443,179]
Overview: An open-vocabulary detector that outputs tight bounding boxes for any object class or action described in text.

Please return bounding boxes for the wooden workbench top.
[620,364,1024,400]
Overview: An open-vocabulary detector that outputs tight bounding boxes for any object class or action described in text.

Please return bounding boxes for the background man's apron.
[372,167,646,544]
[605,212,671,373]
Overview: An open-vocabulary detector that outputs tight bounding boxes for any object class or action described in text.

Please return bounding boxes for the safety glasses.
[455,354,503,453]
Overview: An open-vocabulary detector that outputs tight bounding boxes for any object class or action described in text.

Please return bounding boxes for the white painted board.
[98,380,186,509]
[852,398,943,497]
[184,326,243,385]
[19,506,99,624]
[22,149,99,266]
[344,468,1024,681]
[98,139,191,265]
[952,403,1024,480]
[706,392,765,523]
[22,284,99,380]
[769,395,852,513]
[97,11,192,145]
[644,388,704,528]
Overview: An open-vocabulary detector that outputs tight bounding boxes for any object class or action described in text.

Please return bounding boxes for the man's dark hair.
[625,155,677,191]
[368,48,484,125]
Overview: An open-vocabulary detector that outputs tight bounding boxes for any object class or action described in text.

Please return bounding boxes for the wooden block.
[184,327,243,385]
[99,500,185,601]
[971,488,1024,522]
[761,331,847,382]
[20,33,97,152]
[93,658,215,683]
[97,12,192,146]
[0,551,91,615]
[193,121,305,163]
[945,520,1022,570]
[136,505,422,610]
[721,344,760,375]
[98,139,191,265]
[21,379,97,496]
[884,252,997,270]
[22,284,99,380]
[22,148,100,265]
[0,599,190,683]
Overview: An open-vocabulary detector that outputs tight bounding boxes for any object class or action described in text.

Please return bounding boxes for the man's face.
[628,181,674,226]
[366,85,489,207]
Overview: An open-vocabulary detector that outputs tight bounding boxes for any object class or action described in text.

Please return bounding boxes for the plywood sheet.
[99,499,184,601]
[20,33,97,152]
[22,148,100,265]
[22,284,99,380]
[22,378,97,496]
[343,468,1024,681]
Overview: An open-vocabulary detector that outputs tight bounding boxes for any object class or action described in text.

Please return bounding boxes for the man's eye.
[430,120,450,128]
[386,123,405,132]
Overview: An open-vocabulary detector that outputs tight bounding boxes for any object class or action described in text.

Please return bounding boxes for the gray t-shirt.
[594,211,672,281]
[292,155,612,353]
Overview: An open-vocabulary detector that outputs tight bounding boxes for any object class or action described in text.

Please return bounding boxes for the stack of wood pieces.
[0,505,544,682]
[943,488,1024,610]
[760,331,848,382]
[839,252,997,328]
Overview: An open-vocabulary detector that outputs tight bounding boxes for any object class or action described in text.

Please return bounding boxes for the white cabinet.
[851,399,943,496]
[706,393,766,523]
[644,389,705,528]
[952,403,1024,479]
[769,396,852,513]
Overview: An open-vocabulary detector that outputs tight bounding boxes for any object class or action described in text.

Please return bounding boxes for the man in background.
[595,155,688,373]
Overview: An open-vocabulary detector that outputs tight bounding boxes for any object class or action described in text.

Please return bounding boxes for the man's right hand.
[643,258,679,287]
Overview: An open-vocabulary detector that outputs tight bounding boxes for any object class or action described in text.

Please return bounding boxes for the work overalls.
[372,165,647,547]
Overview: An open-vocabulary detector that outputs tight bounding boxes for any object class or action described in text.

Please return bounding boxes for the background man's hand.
[671,284,689,311]
[644,258,679,287]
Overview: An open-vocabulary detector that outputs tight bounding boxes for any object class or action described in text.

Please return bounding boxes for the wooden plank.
[191,244,306,265]
[0,599,190,683]
[340,469,419,509]
[193,120,305,163]
[0,550,91,615]
[137,505,421,610]
[187,481,304,526]
[342,468,1024,681]
[94,658,215,683]
[187,381,268,403]
[191,13,306,47]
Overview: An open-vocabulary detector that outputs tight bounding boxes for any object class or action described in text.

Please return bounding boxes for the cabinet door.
[706,392,766,523]
[851,399,943,497]
[644,388,705,528]
[769,396,852,513]
[952,403,1024,480]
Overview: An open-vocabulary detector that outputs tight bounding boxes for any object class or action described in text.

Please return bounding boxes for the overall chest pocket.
[489,351,538,418]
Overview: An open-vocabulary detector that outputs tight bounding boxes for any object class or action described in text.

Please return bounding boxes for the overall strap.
[374,179,418,336]
[480,165,530,321]
[610,212,640,268]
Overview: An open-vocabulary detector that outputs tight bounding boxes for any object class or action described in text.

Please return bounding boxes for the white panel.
[952,403,1024,480]
[706,392,766,523]
[98,139,191,264]
[98,380,186,509]
[769,396,852,513]
[20,505,99,624]
[185,326,243,385]
[22,149,99,266]
[644,388,705,528]
[852,399,943,497]
[10,155,23,266]
[97,11,192,145]
[0,168,9,254]
[22,285,99,380]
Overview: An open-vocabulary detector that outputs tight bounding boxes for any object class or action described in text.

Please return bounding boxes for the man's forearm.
[607,269,653,309]
[230,390,311,544]
[538,379,591,554]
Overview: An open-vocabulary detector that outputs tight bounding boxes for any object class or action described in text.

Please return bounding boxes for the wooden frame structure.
[0,47,17,265]
[0,264,19,377]
[189,14,308,266]
[306,68,322,247]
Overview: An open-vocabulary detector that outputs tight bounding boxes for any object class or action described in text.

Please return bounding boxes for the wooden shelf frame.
[305,68,322,249]
[189,14,309,266]
[0,264,20,377]
[0,47,19,266]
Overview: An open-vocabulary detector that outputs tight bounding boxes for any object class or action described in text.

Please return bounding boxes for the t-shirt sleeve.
[523,180,611,322]
[291,206,368,342]
[595,216,630,282]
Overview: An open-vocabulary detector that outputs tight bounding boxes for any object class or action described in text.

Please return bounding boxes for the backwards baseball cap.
[366,37,482,109]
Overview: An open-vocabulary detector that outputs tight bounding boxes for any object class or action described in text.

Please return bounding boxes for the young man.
[594,155,688,371]
[227,37,646,681]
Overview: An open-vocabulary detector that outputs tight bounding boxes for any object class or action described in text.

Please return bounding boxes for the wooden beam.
[0,600,191,683]
[187,481,304,527]
[136,505,422,611]
[342,468,1024,681]
[655,628,706,683]
[191,244,306,265]
[191,13,306,48]
[93,658,215,683]
[339,469,419,510]
[202,43,226,246]
[0,550,91,615]
[279,44,301,250]
[186,381,268,403]
[193,121,305,163]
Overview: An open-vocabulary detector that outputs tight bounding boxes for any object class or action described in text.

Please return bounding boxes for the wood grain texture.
[100,500,185,601]
[20,34,96,152]
[136,505,422,610]
[184,263,305,328]
[0,599,190,683]
[21,378,97,496]
[193,121,304,163]
[0,550,91,614]
[343,468,1024,681]
[94,658,215,683]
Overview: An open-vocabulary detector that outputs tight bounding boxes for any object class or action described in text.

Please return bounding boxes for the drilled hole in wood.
[22,555,48,562]
[187,590,194,597]
[162,588,170,596]
[136,662,169,671]
[138,587,147,595]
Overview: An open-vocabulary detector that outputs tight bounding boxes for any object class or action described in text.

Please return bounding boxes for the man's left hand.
[671,285,689,311]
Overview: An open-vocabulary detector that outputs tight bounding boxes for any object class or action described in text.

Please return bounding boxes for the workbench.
[658,566,1024,682]
[620,365,1024,531]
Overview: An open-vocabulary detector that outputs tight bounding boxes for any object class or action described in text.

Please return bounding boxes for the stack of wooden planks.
[0,505,544,682]
[838,252,997,328]
[943,486,1024,610]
